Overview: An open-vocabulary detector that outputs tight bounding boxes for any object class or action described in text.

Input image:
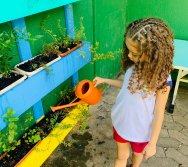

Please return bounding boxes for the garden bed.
[0,110,67,167]
[0,90,77,167]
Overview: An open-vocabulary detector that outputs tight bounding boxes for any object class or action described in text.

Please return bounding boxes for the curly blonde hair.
[121,18,174,94]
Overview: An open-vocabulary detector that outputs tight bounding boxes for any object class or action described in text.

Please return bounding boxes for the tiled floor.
[43,79,188,167]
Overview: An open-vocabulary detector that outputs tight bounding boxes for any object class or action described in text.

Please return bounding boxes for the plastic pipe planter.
[0,42,91,130]
[58,41,83,57]
[15,54,61,77]
[0,71,27,95]
[15,104,89,167]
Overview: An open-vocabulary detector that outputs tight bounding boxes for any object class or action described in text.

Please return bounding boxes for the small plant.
[49,115,58,130]
[31,63,38,70]
[62,36,72,48]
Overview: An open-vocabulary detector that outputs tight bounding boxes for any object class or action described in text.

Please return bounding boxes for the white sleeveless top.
[111,65,171,142]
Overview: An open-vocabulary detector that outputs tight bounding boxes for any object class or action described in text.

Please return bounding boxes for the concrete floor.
[43,76,188,167]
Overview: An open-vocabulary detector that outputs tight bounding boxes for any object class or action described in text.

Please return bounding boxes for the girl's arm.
[143,86,170,159]
[93,76,123,88]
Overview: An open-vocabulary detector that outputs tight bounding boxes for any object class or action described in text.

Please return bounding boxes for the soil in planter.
[17,54,58,72]
[0,90,76,167]
[59,41,80,53]
[0,72,23,91]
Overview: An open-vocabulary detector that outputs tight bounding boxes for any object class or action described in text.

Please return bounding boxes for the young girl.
[94,18,174,167]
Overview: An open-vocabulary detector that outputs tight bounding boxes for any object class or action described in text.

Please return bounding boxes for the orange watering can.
[50,80,104,112]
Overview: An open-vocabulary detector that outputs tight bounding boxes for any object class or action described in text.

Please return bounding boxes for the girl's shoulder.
[126,65,135,73]
[124,65,134,78]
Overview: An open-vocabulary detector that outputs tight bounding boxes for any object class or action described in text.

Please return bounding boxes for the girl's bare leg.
[114,142,130,167]
[132,152,144,167]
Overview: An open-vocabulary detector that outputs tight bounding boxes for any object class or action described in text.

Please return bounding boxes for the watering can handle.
[93,80,104,92]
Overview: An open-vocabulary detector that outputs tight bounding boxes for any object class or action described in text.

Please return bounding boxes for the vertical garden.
[0,0,125,166]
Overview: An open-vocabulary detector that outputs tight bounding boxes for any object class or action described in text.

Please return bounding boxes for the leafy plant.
[0,28,42,78]
[0,31,15,77]
[23,129,40,144]
[0,108,20,153]
[57,18,66,41]
[74,17,86,43]
[63,36,72,48]
[23,127,44,144]
[13,27,43,44]
[40,15,86,53]
[46,114,58,130]
[42,42,60,56]
[40,15,62,43]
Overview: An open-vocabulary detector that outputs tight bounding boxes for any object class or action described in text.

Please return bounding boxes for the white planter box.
[15,54,61,77]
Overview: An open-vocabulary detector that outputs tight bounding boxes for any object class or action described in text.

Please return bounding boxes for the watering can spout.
[50,100,86,112]
[51,79,104,112]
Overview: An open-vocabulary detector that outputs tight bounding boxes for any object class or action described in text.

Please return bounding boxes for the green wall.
[126,0,188,40]
[94,0,126,79]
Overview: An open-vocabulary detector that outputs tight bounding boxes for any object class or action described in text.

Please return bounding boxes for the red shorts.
[113,127,148,153]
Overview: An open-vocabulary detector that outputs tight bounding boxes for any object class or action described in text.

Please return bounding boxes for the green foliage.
[0,108,20,153]
[40,15,62,43]
[0,31,15,77]
[23,127,44,144]
[76,105,91,134]
[90,41,122,62]
[62,140,72,148]
[13,27,43,44]
[40,15,86,50]
[0,28,42,77]
[63,36,72,48]
[57,19,66,40]
[45,114,58,131]
[59,86,74,103]
[42,42,60,55]
[75,17,86,43]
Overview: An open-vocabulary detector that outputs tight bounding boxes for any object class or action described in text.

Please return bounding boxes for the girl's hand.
[142,143,156,160]
[93,76,106,87]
